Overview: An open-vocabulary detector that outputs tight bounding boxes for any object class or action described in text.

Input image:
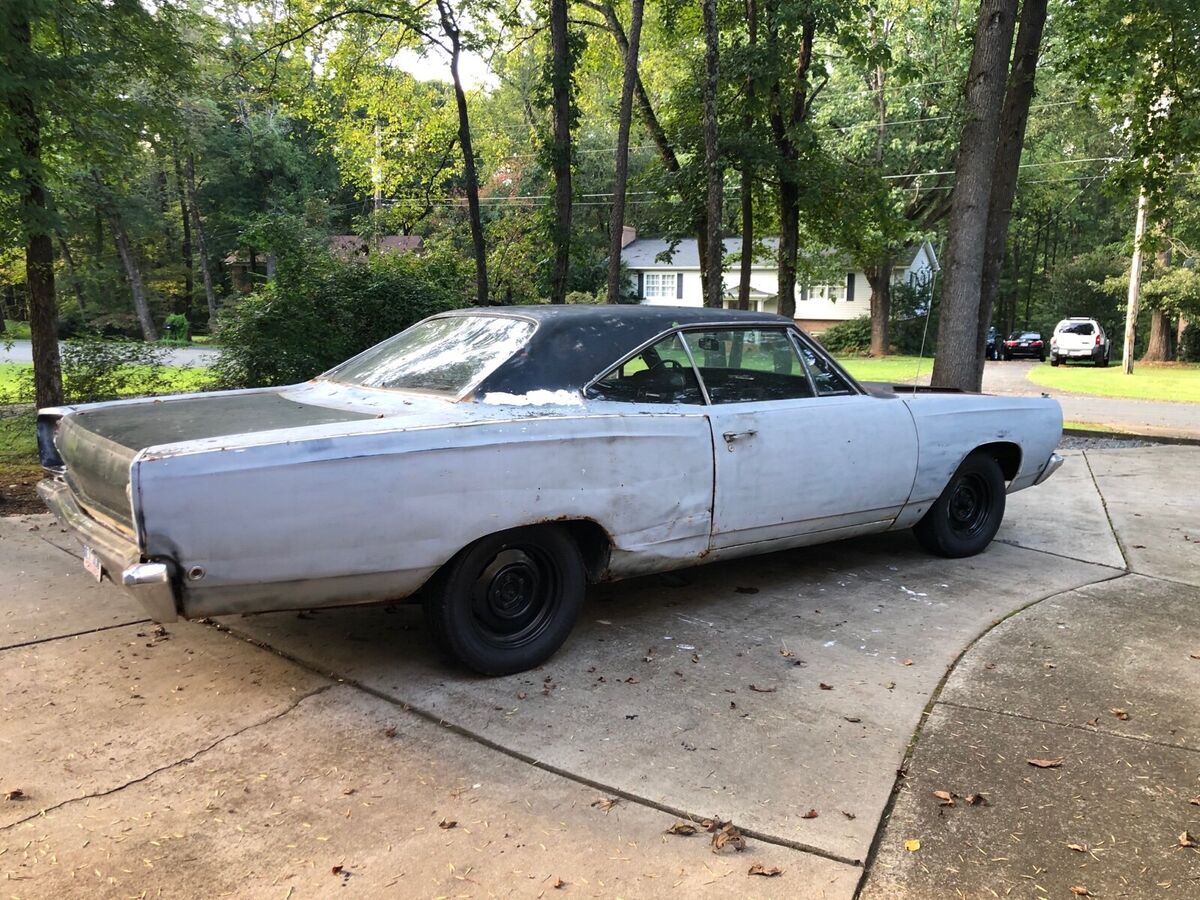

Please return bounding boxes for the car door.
[678,327,920,550]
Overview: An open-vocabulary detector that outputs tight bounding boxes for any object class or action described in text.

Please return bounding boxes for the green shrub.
[214,249,470,388]
[162,313,191,344]
[60,338,169,402]
[1179,323,1200,363]
[818,316,872,353]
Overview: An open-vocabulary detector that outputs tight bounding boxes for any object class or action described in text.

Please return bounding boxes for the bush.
[1179,323,1200,363]
[162,313,191,344]
[214,249,470,388]
[818,316,872,353]
[60,338,169,402]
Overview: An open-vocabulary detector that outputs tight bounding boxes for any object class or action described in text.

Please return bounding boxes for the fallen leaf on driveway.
[747,863,782,877]
[4,789,26,801]
[1067,843,1087,853]
[1190,653,1200,660]
[842,810,856,819]
[1180,831,1197,848]
[779,646,795,658]
[591,797,619,813]
[1190,797,1200,806]
[904,839,921,852]
[965,793,988,806]
[1111,708,1130,721]
[902,659,913,667]
[1027,757,1064,768]
[843,716,862,723]
[553,877,566,889]
[1070,887,1091,897]
[1085,717,1100,727]
[749,684,776,693]
[331,865,344,875]
[383,726,398,738]
[819,682,834,691]
[801,809,818,819]
[933,790,955,806]
[438,819,457,830]
[665,822,698,836]
[710,820,747,853]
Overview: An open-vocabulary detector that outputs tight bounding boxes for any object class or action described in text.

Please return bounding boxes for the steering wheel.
[652,358,684,371]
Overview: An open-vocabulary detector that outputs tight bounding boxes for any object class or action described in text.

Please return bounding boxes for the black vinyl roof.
[448,304,793,395]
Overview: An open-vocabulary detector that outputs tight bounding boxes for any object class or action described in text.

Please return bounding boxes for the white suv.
[1050,318,1110,367]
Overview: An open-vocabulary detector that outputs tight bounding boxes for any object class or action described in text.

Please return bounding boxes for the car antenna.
[911,268,939,395]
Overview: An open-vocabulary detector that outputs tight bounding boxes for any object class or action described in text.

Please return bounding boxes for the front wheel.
[913,451,1007,558]
[423,526,586,675]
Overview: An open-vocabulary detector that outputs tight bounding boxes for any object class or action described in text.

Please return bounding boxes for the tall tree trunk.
[3,7,62,408]
[172,151,194,316]
[549,0,573,304]
[769,11,816,320]
[184,155,219,324]
[866,261,892,356]
[438,0,488,305]
[1122,187,1149,374]
[55,235,87,316]
[700,0,724,308]
[930,0,1018,391]
[1142,246,1173,362]
[973,0,1048,388]
[606,0,644,305]
[103,197,158,341]
[736,0,758,313]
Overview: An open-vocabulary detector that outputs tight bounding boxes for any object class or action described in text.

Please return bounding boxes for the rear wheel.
[1096,352,1109,368]
[423,526,585,675]
[914,451,1007,558]
[1051,355,1060,367]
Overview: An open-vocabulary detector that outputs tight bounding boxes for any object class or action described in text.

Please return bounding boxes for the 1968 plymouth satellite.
[38,306,1063,674]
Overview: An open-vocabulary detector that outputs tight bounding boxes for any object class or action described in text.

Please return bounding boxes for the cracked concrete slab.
[223,535,1114,864]
[860,704,1200,900]
[940,574,1200,752]
[996,451,1126,570]
[0,685,858,899]
[0,514,145,649]
[0,621,328,829]
[1085,446,1200,587]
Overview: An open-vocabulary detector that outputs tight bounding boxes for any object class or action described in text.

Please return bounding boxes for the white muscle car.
[38,306,1063,674]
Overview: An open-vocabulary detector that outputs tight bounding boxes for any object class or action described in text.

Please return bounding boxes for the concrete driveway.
[1,444,1196,898]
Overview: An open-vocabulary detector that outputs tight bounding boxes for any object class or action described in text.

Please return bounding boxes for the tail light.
[1033,340,1043,347]
[1005,340,1016,346]
[1095,334,1102,346]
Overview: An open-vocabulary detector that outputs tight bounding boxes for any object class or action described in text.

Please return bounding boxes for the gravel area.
[1059,434,1164,450]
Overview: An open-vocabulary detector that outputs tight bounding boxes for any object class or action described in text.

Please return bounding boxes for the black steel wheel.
[424,526,585,675]
[914,451,1007,558]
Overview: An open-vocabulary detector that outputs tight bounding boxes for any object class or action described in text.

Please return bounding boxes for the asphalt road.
[0,338,218,368]
[4,445,1196,896]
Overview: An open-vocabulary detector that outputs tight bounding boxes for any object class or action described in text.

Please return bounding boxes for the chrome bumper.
[37,478,180,622]
[1034,452,1064,485]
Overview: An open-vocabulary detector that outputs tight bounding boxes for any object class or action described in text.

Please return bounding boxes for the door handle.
[722,429,757,450]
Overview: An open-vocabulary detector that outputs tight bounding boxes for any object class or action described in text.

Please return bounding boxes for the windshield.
[324,315,536,396]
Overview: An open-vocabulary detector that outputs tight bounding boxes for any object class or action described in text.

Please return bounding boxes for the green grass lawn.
[835,354,930,384]
[1027,361,1200,403]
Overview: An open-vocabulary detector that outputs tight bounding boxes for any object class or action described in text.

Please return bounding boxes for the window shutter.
[637,272,644,299]
[800,284,808,302]
[846,272,855,303]
[676,272,684,299]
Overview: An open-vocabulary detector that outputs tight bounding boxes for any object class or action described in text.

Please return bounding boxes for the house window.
[643,272,676,299]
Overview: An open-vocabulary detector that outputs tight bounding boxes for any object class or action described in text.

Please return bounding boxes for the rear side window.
[680,329,815,404]
[587,333,704,405]
[1058,322,1095,335]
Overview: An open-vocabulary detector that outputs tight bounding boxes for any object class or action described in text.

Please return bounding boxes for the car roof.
[438,304,794,395]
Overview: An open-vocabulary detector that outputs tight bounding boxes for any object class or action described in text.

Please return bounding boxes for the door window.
[680,329,814,403]
[794,339,855,396]
[586,333,703,404]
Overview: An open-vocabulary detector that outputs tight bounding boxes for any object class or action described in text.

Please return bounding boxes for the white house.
[619,229,939,334]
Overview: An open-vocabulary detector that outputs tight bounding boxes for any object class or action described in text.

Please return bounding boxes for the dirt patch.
[0,463,44,516]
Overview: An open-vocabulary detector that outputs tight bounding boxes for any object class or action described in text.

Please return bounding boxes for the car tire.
[1097,353,1109,368]
[913,451,1007,559]
[1003,352,1012,361]
[1038,351,1046,362]
[423,525,586,675]
[1050,355,1060,367]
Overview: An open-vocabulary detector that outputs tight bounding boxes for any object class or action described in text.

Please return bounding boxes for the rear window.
[1009,332,1041,341]
[325,315,535,396]
[1057,321,1095,335]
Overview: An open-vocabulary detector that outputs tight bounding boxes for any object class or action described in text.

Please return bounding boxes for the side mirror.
[697,336,720,352]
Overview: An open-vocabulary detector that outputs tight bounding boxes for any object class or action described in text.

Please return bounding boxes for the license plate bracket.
[82,546,104,582]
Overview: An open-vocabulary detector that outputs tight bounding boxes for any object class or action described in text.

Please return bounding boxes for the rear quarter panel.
[903,393,1062,506]
[132,409,714,615]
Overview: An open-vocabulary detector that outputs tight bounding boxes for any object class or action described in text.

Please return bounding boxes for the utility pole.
[1122,187,1149,374]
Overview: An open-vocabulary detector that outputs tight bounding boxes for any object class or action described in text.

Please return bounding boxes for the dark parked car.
[1003,331,1046,361]
[986,326,1002,361]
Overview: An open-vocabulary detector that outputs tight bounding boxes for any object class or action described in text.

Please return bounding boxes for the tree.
[700,0,724,308]
[548,0,574,304]
[930,0,1018,391]
[734,0,759,312]
[606,0,645,304]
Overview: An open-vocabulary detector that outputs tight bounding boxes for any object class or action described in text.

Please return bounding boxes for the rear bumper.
[37,478,180,623]
[1034,452,1064,485]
